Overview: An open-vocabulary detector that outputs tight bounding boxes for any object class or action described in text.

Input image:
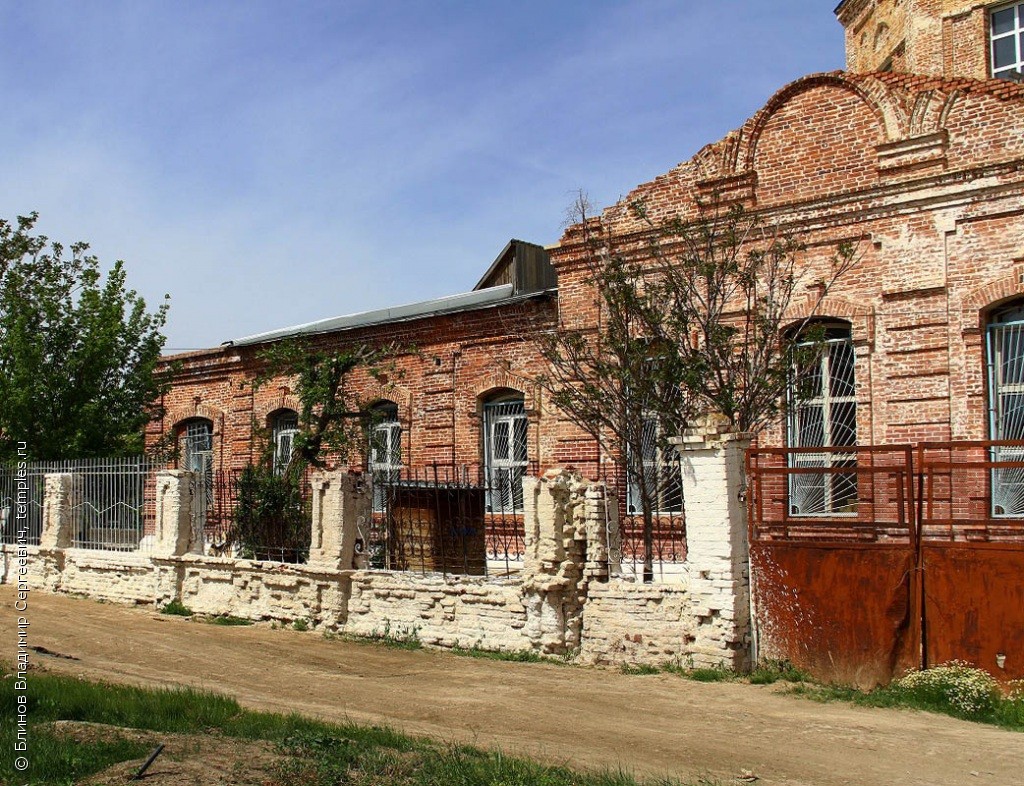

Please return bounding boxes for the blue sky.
[0,1,845,351]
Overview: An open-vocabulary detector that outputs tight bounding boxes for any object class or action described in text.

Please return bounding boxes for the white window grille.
[271,410,300,474]
[626,415,683,515]
[483,397,528,514]
[787,325,858,516]
[987,304,1024,516]
[992,2,1024,79]
[181,419,214,540]
[368,402,402,512]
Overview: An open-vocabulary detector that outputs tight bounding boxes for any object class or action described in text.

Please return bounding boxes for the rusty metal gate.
[917,441,1024,681]
[748,441,1024,686]
[748,445,920,688]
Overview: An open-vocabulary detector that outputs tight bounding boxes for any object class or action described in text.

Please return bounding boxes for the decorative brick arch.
[253,393,302,427]
[961,264,1024,332]
[783,294,876,346]
[362,380,413,412]
[165,402,225,434]
[732,73,904,173]
[472,372,538,411]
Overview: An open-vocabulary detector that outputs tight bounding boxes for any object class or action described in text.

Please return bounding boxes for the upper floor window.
[368,402,402,511]
[270,410,299,474]
[992,2,1024,80]
[786,323,858,516]
[483,395,528,514]
[986,303,1024,515]
[626,414,683,516]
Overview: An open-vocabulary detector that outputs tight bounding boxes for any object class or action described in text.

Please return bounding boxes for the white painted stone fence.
[0,430,751,669]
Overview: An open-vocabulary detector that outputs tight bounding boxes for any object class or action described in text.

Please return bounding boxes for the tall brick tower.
[836,0,1023,80]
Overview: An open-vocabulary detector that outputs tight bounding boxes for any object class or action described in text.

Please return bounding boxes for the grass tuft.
[159,599,193,617]
[206,615,254,626]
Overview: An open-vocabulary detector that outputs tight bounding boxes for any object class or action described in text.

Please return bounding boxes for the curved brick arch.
[961,267,1024,329]
[165,402,225,433]
[253,393,302,427]
[782,295,876,345]
[362,380,413,411]
[732,73,904,173]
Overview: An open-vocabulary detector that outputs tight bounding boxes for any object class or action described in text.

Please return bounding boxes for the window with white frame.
[626,414,683,516]
[483,396,528,514]
[368,402,402,511]
[986,303,1024,516]
[787,324,858,516]
[992,2,1024,79]
[181,419,214,477]
[271,410,299,474]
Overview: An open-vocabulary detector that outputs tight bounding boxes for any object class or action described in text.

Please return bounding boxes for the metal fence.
[0,457,161,552]
[197,467,313,564]
[366,464,532,576]
[0,465,47,546]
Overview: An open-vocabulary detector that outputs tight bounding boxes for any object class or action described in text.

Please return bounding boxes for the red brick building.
[153,0,1024,533]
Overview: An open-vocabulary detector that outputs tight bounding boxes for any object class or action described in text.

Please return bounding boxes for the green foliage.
[159,599,194,617]
[890,661,1001,719]
[293,618,311,632]
[686,666,732,683]
[1,665,694,786]
[787,662,1024,731]
[0,212,169,460]
[232,463,311,562]
[206,614,255,626]
[253,339,399,472]
[449,646,548,664]
[748,659,810,685]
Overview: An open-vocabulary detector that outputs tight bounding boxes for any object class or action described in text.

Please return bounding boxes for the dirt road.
[3,587,1021,786]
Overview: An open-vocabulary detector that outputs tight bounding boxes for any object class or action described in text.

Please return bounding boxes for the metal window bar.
[271,411,300,475]
[483,400,528,515]
[987,316,1024,517]
[369,416,403,512]
[787,330,858,517]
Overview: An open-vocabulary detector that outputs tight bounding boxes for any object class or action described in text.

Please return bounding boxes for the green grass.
[449,646,548,664]
[292,618,310,632]
[783,671,1024,732]
[206,614,254,626]
[0,664,698,785]
[159,599,193,617]
[620,663,661,676]
[748,659,811,685]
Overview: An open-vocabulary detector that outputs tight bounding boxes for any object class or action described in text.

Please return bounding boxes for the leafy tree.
[0,213,169,460]
[530,193,857,581]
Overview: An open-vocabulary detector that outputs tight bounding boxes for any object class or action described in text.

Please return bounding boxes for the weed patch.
[159,599,193,617]
[206,615,254,626]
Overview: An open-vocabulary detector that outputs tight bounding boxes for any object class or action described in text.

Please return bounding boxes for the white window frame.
[787,325,859,517]
[271,410,300,474]
[991,2,1024,79]
[626,414,683,516]
[368,403,402,512]
[483,397,528,514]
[986,304,1024,517]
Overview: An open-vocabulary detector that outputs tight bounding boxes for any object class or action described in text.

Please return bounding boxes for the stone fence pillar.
[521,469,613,654]
[309,470,369,570]
[40,474,77,550]
[675,428,752,671]
[153,470,196,558]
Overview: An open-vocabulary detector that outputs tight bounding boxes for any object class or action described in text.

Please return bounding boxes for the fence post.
[153,470,195,558]
[309,470,369,570]
[40,473,76,550]
[521,469,588,654]
[675,427,752,671]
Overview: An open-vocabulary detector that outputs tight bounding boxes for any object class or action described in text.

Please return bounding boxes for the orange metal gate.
[748,442,1024,686]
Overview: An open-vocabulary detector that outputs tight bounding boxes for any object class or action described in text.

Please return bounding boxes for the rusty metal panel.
[922,542,1024,681]
[751,542,918,688]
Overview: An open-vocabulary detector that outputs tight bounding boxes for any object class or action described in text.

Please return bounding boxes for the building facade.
[152,0,1024,537]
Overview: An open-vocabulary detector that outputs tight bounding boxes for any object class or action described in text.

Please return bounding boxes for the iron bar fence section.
[747,445,917,545]
[367,463,533,576]
[0,465,46,546]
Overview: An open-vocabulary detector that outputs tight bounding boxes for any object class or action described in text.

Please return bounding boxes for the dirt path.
[3,588,1021,786]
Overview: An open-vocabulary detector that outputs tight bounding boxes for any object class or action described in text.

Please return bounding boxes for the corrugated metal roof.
[224,284,530,348]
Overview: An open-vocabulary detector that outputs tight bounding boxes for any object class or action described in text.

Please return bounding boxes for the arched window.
[986,302,1024,515]
[482,393,528,514]
[786,322,858,515]
[179,418,214,478]
[270,409,299,474]
[368,401,402,511]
